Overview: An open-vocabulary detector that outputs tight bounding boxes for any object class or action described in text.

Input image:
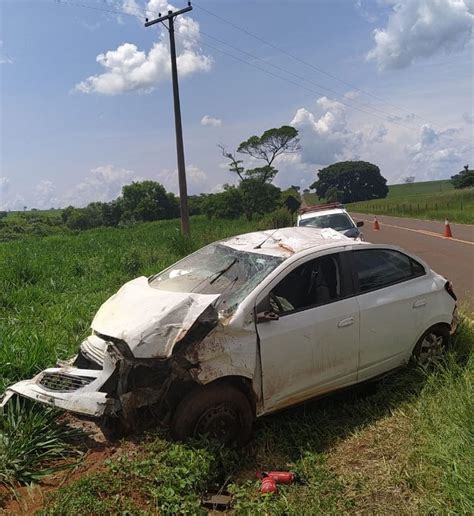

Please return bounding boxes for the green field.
[1,216,473,513]
[305,180,474,224]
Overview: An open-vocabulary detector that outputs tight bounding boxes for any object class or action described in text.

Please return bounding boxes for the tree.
[237,126,299,183]
[121,181,179,222]
[311,161,388,203]
[239,179,280,219]
[218,145,244,181]
[202,186,243,219]
[221,126,299,185]
[404,176,416,183]
[451,165,474,189]
[290,185,301,192]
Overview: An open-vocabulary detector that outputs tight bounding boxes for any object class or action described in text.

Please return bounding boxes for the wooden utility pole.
[145,3,191,236]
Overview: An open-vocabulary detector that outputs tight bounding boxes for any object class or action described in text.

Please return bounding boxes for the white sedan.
[1,228,458,444]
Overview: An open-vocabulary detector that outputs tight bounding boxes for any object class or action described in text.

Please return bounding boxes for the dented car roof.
[221,227,357,257]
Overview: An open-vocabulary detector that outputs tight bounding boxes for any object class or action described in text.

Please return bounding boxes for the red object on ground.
[444,219,453,238]
[256,471,296,485]
[260,476,278,494]
[373,216,380,231]
[267,471,295,484]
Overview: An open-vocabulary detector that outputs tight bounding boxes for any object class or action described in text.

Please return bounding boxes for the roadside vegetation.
[0,215,472,513]
[304,180,474,224]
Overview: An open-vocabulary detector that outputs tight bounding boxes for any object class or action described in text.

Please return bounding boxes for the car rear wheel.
[171,381,253,446]
[413,325,449,368]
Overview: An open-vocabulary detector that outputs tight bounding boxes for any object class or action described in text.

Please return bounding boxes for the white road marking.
[357,218,474,246]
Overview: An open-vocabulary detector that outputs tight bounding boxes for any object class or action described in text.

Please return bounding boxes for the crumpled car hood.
[91,276,220,358]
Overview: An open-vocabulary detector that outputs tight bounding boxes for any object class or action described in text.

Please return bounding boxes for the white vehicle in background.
[1,228,458,445]
[297,202,364,240]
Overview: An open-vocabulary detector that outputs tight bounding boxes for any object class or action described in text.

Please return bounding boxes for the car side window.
[353,249,425,293]
[269,254,342,314]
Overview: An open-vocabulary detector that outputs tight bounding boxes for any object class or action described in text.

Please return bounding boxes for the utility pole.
[145,3,191,236]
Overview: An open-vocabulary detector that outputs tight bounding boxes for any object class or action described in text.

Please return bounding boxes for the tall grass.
[0,399,81,485]
[411,321,474,512]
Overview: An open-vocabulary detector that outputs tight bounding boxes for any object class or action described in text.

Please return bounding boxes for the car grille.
[39,372,95,392]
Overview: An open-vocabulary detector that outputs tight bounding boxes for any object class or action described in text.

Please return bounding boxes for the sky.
[0,0,473,210]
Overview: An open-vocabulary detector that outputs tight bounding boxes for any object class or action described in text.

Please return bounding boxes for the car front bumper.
[0,351,118,418]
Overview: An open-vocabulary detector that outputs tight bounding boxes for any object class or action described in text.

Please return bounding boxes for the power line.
[53,0,472,144]
[198,40,415,129]
[192,0,427,121]
[54,0,414,128]
[198,29,413,125]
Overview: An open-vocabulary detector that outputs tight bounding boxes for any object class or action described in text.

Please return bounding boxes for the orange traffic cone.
[373,216,380,231]
[444,219,453,238]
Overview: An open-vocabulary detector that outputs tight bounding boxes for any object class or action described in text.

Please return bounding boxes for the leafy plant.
[0,398,81,485]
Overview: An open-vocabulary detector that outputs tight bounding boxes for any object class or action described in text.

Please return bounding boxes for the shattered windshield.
[149,243,284,314]
[299,213,354,231]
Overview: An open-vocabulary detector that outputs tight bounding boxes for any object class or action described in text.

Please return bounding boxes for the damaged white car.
[1,228,458,444]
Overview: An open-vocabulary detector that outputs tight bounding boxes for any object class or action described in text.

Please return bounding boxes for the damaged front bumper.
[0,346,118,418]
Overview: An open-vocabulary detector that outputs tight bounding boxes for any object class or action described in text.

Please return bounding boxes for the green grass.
[0,399,82,486]
[1,215,473,512]
[347,181,473,224]
[304,180,474,224]
[35,318,474,514]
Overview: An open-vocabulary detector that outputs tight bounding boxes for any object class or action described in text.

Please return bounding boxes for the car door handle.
[338,317,354,328]
[413,299,427,308]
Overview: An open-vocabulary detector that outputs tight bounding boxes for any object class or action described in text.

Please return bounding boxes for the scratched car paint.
[1,227,457,443]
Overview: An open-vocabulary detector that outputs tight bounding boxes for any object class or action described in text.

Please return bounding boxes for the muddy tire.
[171,382,253,446]
[412,324,450,368]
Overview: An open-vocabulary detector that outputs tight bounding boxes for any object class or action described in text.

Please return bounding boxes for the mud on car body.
[1,228,458,444]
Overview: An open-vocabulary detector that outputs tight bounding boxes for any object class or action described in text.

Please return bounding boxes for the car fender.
[183,324,258,385]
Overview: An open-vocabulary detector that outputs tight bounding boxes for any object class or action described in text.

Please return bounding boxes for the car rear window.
[299,213,354,231]
[353,249,425,293]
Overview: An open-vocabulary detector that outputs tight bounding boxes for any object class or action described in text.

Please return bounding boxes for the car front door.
[255,251,360,413]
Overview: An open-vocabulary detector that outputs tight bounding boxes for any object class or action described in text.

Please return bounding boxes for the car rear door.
[351,247,429,380]
[255,251,360,413]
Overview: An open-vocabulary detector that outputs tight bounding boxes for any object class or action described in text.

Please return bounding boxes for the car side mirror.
[257,311,279,323]
[356,221,364,227]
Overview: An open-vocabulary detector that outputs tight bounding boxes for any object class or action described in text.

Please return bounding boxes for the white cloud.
[76,2,211,95]
[157,164,209,195]
[33,180,60,209]
[368,124,388,143]
[404,123,472,179]
[64,164,140,206]
[201,115,222,127]
[0,177,11,197]
[290,97,364,165]
[463,112,474,124]
[0,40,12,65]
[367,0,474,70]
[0,178,26,211]
[355,0,378,23]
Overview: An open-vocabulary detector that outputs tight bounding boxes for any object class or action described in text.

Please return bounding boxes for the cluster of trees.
[61,181,179,230]
[310,161,389,203]
[451,165,474,189]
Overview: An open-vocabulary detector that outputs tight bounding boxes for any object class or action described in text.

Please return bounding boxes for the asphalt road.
[350,213,474,309]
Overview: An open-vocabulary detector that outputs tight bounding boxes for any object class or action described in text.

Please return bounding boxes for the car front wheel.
[171,381,253,446]
[413,325,450,368]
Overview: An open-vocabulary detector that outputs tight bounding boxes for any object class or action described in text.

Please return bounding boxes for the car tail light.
[445,280,457,301]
